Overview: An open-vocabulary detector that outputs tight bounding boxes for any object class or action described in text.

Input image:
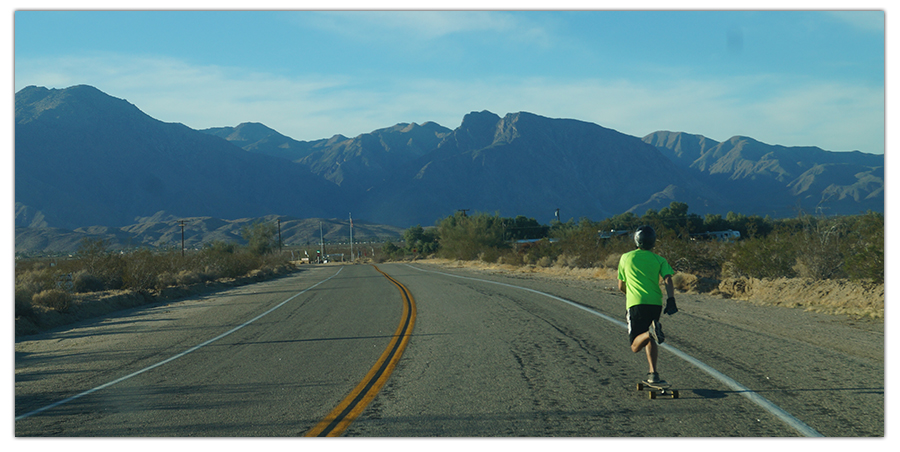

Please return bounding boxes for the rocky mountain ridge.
[15,85,884,252]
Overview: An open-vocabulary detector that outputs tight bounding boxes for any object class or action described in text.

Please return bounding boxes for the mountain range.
[15,85,884,252]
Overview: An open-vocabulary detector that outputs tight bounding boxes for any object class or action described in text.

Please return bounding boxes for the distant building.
[691,230,741,241]
[599,230,630,239]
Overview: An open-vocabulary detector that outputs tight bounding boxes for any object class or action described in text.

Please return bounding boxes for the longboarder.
[617,225,678,385]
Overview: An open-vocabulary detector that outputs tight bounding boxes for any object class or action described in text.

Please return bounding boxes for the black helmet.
[634,225,656,250]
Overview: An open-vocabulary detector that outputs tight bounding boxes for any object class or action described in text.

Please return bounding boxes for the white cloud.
[825,11,884,33]
[297,10,551,46]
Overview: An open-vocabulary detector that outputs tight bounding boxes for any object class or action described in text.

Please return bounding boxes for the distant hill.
[15,85,884,253]
[15,85,343,230]
[201,121,453,193]
[294,121,452,193]
[15,215,404,255]
[202,122,321,161]
[357,111,728,226]
[643,131,884,216]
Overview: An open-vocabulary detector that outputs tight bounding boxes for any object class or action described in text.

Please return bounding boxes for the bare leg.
[631,331,650,353]
[645,340,658,374]
[631,332,659,374]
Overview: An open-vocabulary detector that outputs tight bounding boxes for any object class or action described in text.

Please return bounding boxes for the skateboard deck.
[636,380,679,399]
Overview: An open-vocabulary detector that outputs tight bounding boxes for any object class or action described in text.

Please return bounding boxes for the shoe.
[648,320,665,344]
[647,372,661,384]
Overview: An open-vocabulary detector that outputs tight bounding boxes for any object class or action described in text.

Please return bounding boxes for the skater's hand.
[664,297,678,315]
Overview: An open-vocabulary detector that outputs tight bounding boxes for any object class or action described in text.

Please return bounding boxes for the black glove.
[664,297,678,315]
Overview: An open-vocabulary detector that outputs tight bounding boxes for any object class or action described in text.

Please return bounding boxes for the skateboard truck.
[637,380,680,399]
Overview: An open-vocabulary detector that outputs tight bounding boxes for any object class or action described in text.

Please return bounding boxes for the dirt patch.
[416,258,884,320]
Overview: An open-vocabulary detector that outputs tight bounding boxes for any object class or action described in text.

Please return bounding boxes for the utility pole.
[277,218,282,252]
[349,213,354,262]
[179,220,186,257]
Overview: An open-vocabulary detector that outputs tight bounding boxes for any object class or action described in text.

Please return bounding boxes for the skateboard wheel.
[672,390,679,399]
[649,391,656,399]
[636,383,644,391]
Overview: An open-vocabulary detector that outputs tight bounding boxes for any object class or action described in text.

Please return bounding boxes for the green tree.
[702,214,730,232]
[597,212,640,233]
[242,221,278,255]
[658,201,690,234]
[506,216,549,240]
[725,212,773,238]
[403,225,440,256]
[382,241,405,260]
[437,212,508,261]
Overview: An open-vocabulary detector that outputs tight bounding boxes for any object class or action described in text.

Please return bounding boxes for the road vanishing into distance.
[15,263,884,437]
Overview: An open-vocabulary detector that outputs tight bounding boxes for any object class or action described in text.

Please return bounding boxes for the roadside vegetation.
[15,222,294,335]
[380,203,882,282]
[16,204,883,335]
[377,203,883,318]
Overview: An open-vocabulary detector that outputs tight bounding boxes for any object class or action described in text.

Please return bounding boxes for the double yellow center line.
[304,265,417,437]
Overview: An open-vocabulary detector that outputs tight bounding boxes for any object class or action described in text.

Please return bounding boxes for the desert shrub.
[207,240,237,255]
[479,247,501,263]
[656,237,731,279]
[121,248,162,291]
[841,211,884,283]
[32,289,72,312]
[553,218,604,268]
[671,272,696,292]
[87,251,126,290]
[219,252,262,279]
[258,250,293,269]
[175,269,203,285]
[602,252,622,270]
[522,239,559,266]
[195,242,260,279]
[728,228,797,279]
[15,268,56,296]
[76,238,111,275]
[73,270,105,293]
[498,249,524,266]
[15,287,35,318]
[156,271,177,290]
[553,253,581,269]
[790,217,847,280]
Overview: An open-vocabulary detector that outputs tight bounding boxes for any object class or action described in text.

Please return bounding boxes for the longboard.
[636,380,679,399]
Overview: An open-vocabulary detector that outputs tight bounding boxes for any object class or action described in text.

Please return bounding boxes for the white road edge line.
[15,266,344,422]
[405,264,823,437]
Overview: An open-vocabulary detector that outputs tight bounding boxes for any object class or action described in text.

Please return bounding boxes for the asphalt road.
[15,262,884,437]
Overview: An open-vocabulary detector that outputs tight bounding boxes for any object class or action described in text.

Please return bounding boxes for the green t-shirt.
[618,249,674,308]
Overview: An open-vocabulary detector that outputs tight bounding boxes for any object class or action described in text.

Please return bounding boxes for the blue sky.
[12,6,887,154]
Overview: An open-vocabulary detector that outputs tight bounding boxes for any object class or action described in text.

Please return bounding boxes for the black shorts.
[627,304,662,344]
